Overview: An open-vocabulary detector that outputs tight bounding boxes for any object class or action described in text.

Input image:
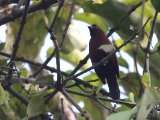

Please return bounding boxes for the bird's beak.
[88,25,94,33]
[88,25,94,31]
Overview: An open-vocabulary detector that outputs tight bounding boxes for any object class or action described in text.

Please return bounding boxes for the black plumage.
[88,24,120,99]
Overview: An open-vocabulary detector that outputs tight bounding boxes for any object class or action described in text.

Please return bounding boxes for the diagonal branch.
[0,0,59,25]
[8,0,30,66]
[61,88,92,120]
[106,0,148,37]
[32,0,65,77]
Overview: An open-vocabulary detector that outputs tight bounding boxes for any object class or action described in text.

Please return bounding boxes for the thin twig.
[4,1,30,105]
[8,0,30,75]
[32,0,65,77]
[45,89,58,103]
[66,89,136,108]
[106,0,148,37]
[143,11,158,86]
[3,86,29,105]
[69,54,90,76]
[61,88,92,120]
[32,0,75,78]
[138,0,145,39]
[0,0,59,25]
[59,0,75,47]
[50,0,65,30]
[32,49,56,77]
[48,28,62,87]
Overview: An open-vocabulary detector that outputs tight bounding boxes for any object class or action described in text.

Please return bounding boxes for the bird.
[88,24,120,99]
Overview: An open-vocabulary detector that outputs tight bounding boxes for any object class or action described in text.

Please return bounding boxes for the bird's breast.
[90,49,109,63]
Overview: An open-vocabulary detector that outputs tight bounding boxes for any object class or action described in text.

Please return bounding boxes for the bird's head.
[88,24,99,37]
[88,24,110,45]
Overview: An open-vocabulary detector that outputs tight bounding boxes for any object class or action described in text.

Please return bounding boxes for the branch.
[61,88,92,120]
[66,89,136,108]
[69,54,90,76]
[106,0,148,37]
[8,0,30,66]
[143,11,158,86]
[0,0,59,25]
[32,0,65,77]
[59,0,75,47]
[50,0,65,29]
[0,51,110,97]
[0,0,19,7]
[3,85,29,105]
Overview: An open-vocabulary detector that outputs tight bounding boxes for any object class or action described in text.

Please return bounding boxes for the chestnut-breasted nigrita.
[88,24,120,99]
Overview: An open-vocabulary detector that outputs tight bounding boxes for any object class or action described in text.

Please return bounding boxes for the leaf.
[141,73,150,86]
[47,47,54,57]
[155,22,160,41]
[75,13,107,31]
[60,49,89,69]
[27,94,46,119]
[0,43,5,51]
[83,73,101,86]
[0,85,6,105]
[151,0,160,12]
[34,75,54,87]
[128,92,135,103]
[20,68,28,77]
[7,9,54,59]
[136,87,160,120]
[118,57,129,68]
[77,0,140,40]
[119,73,141,98]
[0,59,7,66]
[152,42,160,53]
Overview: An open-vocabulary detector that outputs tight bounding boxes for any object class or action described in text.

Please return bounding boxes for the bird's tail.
[107,77,120,99]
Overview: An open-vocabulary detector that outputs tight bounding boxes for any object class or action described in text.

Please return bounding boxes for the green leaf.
[107,107,137,120]
[151,0,160,12]
[141,73,150,86]
[152,42,160,53]
[75,13,107,31]
[0,59,7,66]
[119,73,141,98]
[118,57,129,68]
[0,85,6,105]
[8,9,54,59]
[128,92,135,103]
[20,68,28,77]
[77,0,140,40]
[0,43,5,51]
[27,94,46,119]
[83,73,101,86]
[136,87,160,120]
[34,75,54,87]
[60,49,89,69]
[154,22,160,41]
